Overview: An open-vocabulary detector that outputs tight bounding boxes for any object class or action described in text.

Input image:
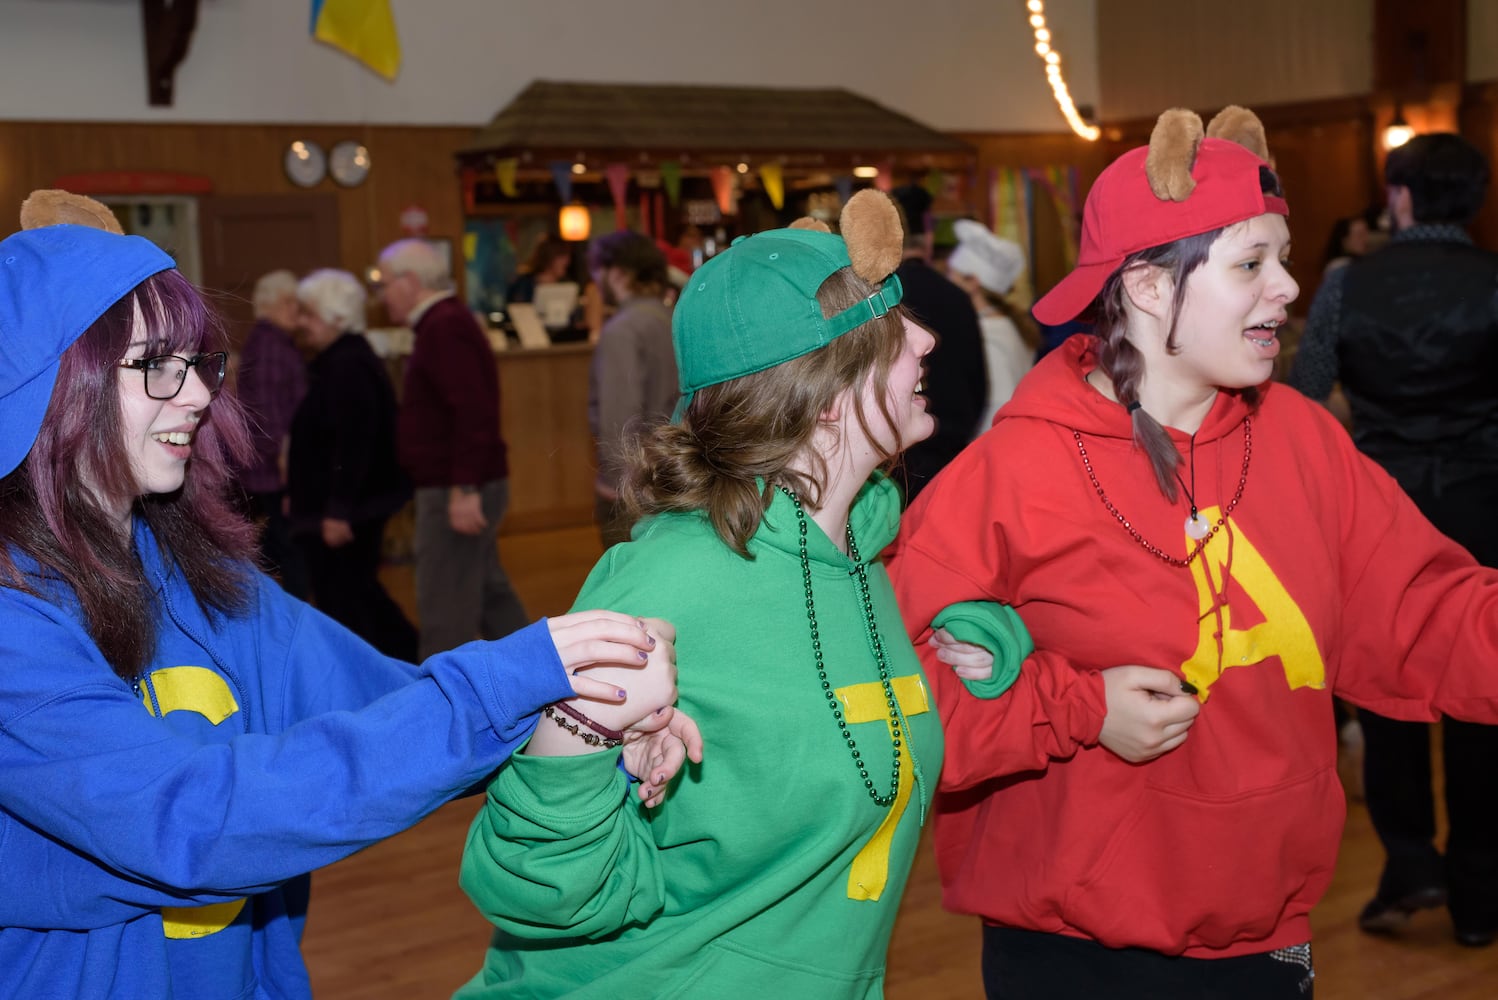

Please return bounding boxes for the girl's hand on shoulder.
[1097,665,1201,763]
[622,706,705,808]
[929,627,994,681]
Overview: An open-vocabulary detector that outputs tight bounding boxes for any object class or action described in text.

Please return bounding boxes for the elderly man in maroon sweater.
[377,239,528,659]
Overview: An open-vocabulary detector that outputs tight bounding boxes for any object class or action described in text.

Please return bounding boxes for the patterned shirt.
[236,319,308,494]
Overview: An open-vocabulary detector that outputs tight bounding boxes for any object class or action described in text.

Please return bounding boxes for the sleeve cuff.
[932,600,1035,699]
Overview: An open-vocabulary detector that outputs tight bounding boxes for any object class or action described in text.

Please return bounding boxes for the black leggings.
[981,926,1313,1000]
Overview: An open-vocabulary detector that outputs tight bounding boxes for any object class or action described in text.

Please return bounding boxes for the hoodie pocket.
[1061,765,1344,951]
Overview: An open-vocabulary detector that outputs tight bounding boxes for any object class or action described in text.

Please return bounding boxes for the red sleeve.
[887,442,1108,792]
[1316,411,1498,722]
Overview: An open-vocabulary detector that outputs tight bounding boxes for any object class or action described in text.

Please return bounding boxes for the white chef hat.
[947,219,1025,295]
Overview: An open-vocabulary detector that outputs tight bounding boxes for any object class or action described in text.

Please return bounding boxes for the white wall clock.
[284,140,327,188]
[329,141,371,187]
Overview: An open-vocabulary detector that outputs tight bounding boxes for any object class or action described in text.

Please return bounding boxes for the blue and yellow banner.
[311,0,401,80]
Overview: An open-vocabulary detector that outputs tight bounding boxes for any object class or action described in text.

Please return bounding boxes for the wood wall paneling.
[1461,82,1498,250]
[0,120,473,290]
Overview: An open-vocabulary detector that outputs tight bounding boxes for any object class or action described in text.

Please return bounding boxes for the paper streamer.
[661,161,682,207]
[606,163,631,229]
[494,158,518,198]
[758,162,784,210]
[549,162,573,204]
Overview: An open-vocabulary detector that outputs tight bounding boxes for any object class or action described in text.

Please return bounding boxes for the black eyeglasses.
[117,352,228,400]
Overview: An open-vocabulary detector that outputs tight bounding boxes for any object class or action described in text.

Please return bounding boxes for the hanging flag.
[494,158,518,198]
[758,163,784,210]
[834,175,854,206]
[606,163,631,229]
[710,166,735,216]
[461,167,476,214]
[310,0,401,81]
[549,162,574,204]
[661,161,682,207]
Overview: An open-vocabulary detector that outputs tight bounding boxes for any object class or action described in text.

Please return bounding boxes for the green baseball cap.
[671,226,903,420]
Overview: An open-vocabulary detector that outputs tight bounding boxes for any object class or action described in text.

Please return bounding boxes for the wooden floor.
[300,525,1498,998]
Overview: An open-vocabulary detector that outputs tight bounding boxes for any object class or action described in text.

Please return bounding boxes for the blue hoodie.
[0,520,571,999]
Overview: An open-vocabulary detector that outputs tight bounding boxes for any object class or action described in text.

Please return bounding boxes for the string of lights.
[1026,0,1099,141]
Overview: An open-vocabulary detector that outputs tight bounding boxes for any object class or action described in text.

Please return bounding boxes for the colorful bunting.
[758,163,785,210]
[710,166,736,216]
[494,158,518,198]
[549,162,574,204]
[606,163,631,230]
[661,161,682,207]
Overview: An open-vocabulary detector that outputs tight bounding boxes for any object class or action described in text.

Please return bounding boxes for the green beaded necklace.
[780,486,903,807]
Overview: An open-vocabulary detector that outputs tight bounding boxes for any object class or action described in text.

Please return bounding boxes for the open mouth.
[1245,317,1282,348]
[151,430,194,446]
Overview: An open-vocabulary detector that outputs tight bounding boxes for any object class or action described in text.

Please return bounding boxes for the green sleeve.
[930,600,1033,699]
[459,543,673,940]
[458,749,666,940]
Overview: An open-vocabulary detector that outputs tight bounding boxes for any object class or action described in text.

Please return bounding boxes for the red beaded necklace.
[1072,416,1253,568]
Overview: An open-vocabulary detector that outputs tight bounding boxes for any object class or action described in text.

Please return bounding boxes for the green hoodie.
[456,474,944,999]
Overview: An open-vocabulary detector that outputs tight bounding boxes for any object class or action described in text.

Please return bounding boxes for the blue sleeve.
[1286,268,1344,401]
[0,584,571,928]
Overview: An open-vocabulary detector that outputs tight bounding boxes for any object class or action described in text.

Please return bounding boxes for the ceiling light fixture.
[1025,0,1099,141]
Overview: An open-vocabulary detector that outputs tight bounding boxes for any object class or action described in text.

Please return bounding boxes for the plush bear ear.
[20,190,124,234]
[839,189,903,283]
[1145,108,1205,202]
[1205,105,1270,161]
[788,217,832,233]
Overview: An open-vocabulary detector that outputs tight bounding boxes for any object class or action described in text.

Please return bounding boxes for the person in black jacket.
[890,184,988,501]
[288,268,418,661]
[1289,132,1498,948]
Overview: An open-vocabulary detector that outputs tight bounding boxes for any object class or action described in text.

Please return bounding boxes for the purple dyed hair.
[0,269,258,679]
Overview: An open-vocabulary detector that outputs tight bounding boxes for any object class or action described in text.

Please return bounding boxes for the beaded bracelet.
[543,704,623,749]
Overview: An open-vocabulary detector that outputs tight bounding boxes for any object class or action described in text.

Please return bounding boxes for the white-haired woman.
[288,268,417,659]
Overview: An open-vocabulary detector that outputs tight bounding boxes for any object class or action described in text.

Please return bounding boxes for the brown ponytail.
[620,266,906,557]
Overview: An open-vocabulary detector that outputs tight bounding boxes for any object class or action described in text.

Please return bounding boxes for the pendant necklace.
[779,486,903,807]
[1177,433,1212,540]
[1072,416,1252,568]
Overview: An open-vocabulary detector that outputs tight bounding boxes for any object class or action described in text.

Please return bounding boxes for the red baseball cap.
[1033,137,1289,326]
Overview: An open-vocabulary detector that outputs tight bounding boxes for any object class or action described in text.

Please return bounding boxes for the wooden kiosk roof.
[458,80,975,172]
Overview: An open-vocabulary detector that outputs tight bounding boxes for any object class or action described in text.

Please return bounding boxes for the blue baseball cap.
[0,225,174,477]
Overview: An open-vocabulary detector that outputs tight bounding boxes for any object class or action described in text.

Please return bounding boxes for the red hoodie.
[888,334,1498,958]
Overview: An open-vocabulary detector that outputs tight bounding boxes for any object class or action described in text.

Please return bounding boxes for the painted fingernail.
[638,651,649,661]
[1180,679,1199,695]
[647,634,657,647]
[655,706,667,715]
[616,688,627,699]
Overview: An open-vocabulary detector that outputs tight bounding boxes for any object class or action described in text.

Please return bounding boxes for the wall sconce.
[1383,105,1414,150]
[559,203,591,242]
